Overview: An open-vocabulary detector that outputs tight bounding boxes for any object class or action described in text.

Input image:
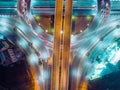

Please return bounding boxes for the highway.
[0,16,52,90]
[0,0,120,90]
[14,0,120,90]
[70,18,120,89]
[17,0,112,49]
